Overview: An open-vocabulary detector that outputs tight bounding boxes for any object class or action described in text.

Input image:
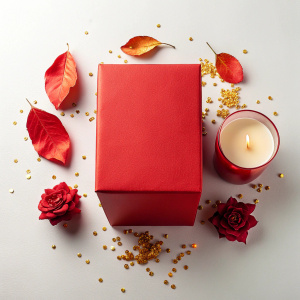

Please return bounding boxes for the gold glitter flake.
[172,268,177,272]
[116,237,121,241]
[118,242,122,246]
[26,170,31,174]
[111,246,115,251]
[184,265,189,270]
[85,259,90,264]
[52,245,56,249]
[124,60,128,63]
[268,96,273,100]
[149,271,154,276]
[70,114,74,118]
[20,109,23,113]
[99,203,102,207]
[76,110,80,114]
[237,194,243,199]
[254,199,259,204]
[109,50,112,53]
[163,234,168,239]
[52,175,56,180]
[72,103,77,107]
[166,248,171,253]
[265,186,270,190]
[124,264,129,269]
[85,112,89,116]
[252,184,257,189]
[164,280,169,285]
[191,244,197,248]
[60,112,65,116]
[93,231,97,236]
[112,238,116,242]
[9,189,14,194]
[103,245,107,250]
[102,227,107,231]
[146,268,150,272]
[14,159,18,163]
[243,49,248,54]
[13,121,17,125]
[130,262,134,266]
[168,272,173,277]
[26,174,31,180]
[89,72,93,77]
[205,200,211,204]
[200,220,205,225]
[279,173,284,178]
[213,83,217,86]
[157,24,161,28]
[258,184,263,188]
[186,250,191,255]
[273,112,278,116]
[82,155,86,160]
[182,244,186,249]
[121,288,126,293]
[89,117,95,122]
[37,157,41,162]
[74,184,78,188]
[98,278,103,283]
[77,253,82,257]
[198,205,203,210]
[256,100,260,104]
[63,223,68,228]
[33,100,37,104]
[189,37,193,41]
[257,188,262,193]
[75,172,79,177]
[211,119,216,124]
[83,193,87,197]
[171,284,176,289]
[24,137,28,141]
[118,55,121,58]
[94,110,97,114]
[85,31,88,35]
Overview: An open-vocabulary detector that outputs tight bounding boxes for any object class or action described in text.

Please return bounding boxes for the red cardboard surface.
[96,64,202,225]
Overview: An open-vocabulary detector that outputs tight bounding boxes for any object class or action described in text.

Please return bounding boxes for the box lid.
[96,64,202,192]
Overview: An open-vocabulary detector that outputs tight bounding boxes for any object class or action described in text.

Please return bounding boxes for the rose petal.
[50,217,63,226]
[225,233,237,241]
[39,212,48,220]
[227,197,238,206]
[68,201,76,211]
[220,218,229,229]
[247,215,258,229]
[54,203,69,215]
[236,231,248,244]
[211,214,221,227]
[71,207,81,214]
[44,189,54,195]
[235,202,249,212]
[217,203,227,215]
[245,203,256,214]
[218,233,225,239]
[65,193,73,203]
[74,194,81,206]
[218,225,227,235]
[46,212,57,218]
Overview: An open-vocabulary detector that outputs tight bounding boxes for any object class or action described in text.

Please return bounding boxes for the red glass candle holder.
[213,110,280,184]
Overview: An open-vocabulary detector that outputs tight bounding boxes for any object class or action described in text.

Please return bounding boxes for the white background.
[1,1,300,299]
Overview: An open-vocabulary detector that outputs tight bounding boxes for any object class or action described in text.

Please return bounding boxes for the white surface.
[1,1,300,299]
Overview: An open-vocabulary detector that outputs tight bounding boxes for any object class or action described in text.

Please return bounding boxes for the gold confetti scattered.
[77,253,82,257]
[82,155,86,160]
[14,159,18,163]
[109,50,112,53]
[89,117,95,122]
[75,172,79,177]
[172,268,177,272]
[171,284,176,289]
[256,100,260,104]
[94,110,97,114]
[268,96,273,100]
[166,248,171,253]
[85,112,89,116]
[213,83,217,86]
[85,259,90,264]
[265,186,270,190]
[98,278,103,283]
[258,184,263,188]
[72,103,76,107]
[76,110,80,114]
[116,237,121,241]
[273,111,278,116]
[191,244,197,248]
[168,272,173,277]
[146,268,150,272]
[163,234,168,239]
[130,262,134,266]
[63,223,68,228]
[37,157,41,162]
[149,271,154,276]
[186,250,191,255]
[111,246,115,251]
[184,265,189,270]
[33,100,37,104]
[243,49,248,54]
[99,203,102,207]
[200,220,205,225]
[26,170,31,174]
[60,112,65,116]
[252,184,257,189]
[52,175,56,180]
[83,193,87,197]
[9,189,14,194]
[205,200,211,204]
[242,104,247,109]
[89,72,93,77]
[257,188,262,193]
[198,205,203,210]
[102,227,107,231]
[121,288,126,293]
[20,109,23,113]
[26,174,31,180]
[103,245,107,250]
[124,60,128,63]
[211,119,216,124]
[189,37,193,41]
[24,137,28,141]
[112,238,116,242]
[237,194,243,199]
[100,62,104,64]
[157,24,161,28]
[202,81,207,87]
[254,199,259,204]
[13,121,17,125]
[70,114,74,118]
[93,231,97,236]
[181,244,186,249]
[279,173,284,178]
[155,258,160,263]
[118,55,121,58]
[95,92,97,96]
[124,264,129,269]
[85,31,88,35]
[52,245,56,249]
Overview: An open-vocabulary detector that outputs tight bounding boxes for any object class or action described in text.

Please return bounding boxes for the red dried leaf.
[26,100,70,165]
[207,43,243,84]
[121,36,175,56]
[45,44,77,109]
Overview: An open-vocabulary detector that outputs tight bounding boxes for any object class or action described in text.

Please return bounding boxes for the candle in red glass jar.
[213,110,280,184]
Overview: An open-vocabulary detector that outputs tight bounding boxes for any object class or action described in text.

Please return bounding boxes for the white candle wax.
[220,118,274,168]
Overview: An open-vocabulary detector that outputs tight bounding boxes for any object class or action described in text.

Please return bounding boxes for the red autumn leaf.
[26,100,70,165]
[45,44,77,109]
[121,36,175,56]
[207,43,243,84]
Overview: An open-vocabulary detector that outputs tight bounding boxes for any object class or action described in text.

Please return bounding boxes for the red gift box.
[95,64,202,226]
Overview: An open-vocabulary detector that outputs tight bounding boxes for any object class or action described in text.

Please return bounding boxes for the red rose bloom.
[208,197,258,244]
[38,182,81,226]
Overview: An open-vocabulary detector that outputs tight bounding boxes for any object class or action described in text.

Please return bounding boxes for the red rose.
[208,197,258,244]
[38,182,81,226]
